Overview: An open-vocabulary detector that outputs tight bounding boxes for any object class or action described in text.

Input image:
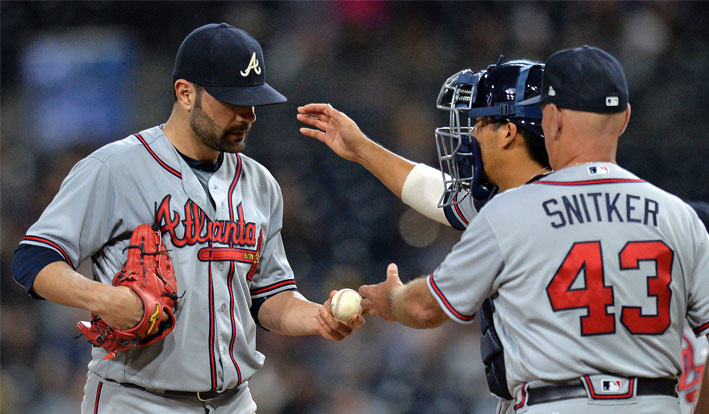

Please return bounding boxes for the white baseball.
[330,288,362,322]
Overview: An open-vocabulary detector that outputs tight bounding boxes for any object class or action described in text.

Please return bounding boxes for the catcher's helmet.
[435,59,544,207]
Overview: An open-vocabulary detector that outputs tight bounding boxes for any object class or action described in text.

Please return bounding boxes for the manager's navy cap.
[173,23,286,106]
[519,46,628,113]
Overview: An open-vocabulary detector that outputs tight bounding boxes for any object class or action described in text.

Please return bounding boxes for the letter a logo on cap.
[548,86,556,96]
[240,52,262,77]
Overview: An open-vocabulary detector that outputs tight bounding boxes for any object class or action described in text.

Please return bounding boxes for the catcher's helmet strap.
[467,104,542,120]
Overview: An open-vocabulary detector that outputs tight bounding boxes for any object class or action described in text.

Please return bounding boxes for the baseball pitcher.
[12,23,362,414]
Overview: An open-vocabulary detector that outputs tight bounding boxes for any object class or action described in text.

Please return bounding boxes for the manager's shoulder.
[632,174,694,211]
[687,201,709,229]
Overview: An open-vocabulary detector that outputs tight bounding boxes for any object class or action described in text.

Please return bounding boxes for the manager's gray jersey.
[21,125,296,392]
[428,163,709,399]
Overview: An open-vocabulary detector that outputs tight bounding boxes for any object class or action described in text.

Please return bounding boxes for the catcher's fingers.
[359,296,374,316]
[385,263,403,285]
[296,112,330,130]
[358,263,401,321]
[297,117,329,139]
[359,296,386,319]
[298,127,327,144]
[296,104,330,119]
[298,103,335,117]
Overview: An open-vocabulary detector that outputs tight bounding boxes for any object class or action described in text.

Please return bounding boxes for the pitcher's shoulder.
[88,126,168,165]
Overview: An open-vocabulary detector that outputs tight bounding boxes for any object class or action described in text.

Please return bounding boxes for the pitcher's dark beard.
[190,95,249,153]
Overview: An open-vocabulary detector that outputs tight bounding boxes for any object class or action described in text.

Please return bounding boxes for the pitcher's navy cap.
[519,46,628,113]
[173,23,286,106]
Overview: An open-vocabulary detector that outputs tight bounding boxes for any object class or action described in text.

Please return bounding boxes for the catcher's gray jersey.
[21,125,296,392]
[428,163,709,400]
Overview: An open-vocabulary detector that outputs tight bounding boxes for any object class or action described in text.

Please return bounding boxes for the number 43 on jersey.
[547,241,673,336]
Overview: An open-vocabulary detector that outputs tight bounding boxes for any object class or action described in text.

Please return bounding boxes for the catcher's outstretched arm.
[297,103,414,198]
[32,261,144,329]
[297,103,449,225]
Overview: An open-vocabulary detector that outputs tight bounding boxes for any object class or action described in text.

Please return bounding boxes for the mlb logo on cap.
[601,379,622,393]
[606,96,619,107]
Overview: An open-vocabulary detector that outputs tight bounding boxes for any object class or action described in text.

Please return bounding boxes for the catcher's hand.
[297,103,367,163]
[77,224,178,359]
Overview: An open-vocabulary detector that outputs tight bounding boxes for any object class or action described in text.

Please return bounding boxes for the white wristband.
[401,164,450,226]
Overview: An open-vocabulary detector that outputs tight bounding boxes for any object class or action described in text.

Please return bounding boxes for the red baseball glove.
[77,224,178,359]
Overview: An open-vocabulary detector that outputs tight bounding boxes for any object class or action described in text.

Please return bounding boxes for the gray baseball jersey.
[21,125,296,393]
[428,163,709,403]
[679,326,708,414]
[443,189,481,230]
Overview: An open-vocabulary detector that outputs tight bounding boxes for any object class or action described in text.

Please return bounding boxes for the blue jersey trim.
[443,205,468,230]
[12,243,66,298]
[428,274,475,322]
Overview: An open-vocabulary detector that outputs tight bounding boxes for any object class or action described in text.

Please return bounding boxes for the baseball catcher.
[77,224,178,359]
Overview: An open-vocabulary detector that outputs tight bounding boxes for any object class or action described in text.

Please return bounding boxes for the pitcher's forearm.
[32,261,112,314]
[258,291,320,336]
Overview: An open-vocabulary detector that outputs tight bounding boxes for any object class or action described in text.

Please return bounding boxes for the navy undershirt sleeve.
[12,243,66,299]
[250,288,299,331]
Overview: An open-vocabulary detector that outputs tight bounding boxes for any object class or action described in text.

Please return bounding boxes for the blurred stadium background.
[2,2,708,413]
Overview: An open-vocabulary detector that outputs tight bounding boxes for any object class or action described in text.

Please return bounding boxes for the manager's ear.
[619,104,631,136]
[544,103,563,142]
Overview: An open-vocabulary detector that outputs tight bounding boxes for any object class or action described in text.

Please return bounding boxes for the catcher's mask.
[435,59,544,207]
